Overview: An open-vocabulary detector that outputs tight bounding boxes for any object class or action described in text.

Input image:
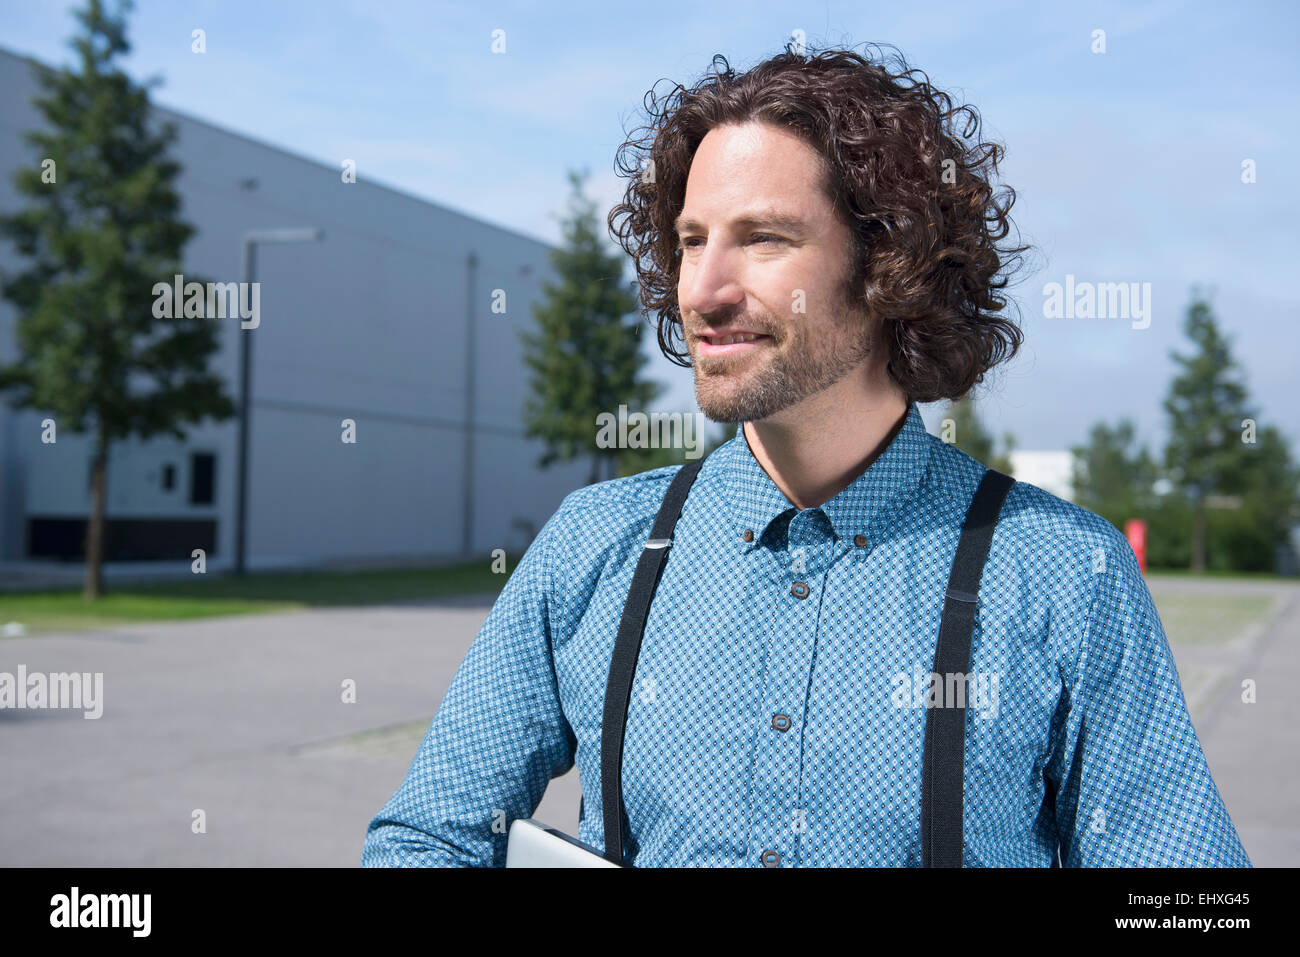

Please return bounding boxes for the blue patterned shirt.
[362,400,1250,867]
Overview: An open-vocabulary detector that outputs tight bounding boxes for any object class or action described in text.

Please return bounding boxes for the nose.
[677,240,745,324]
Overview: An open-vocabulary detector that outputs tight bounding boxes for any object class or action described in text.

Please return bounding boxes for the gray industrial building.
[0,47,590,576]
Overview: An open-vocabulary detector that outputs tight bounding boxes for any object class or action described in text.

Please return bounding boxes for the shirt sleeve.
[1046,530,1251,867]
[360,505,577,867]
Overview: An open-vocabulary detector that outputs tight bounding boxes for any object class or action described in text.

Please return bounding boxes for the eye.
[676,234,784,251]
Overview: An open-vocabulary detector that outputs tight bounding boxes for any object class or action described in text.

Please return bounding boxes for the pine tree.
[1162,294,1255,572]
[520,169,661,485]
[0,0,235,598]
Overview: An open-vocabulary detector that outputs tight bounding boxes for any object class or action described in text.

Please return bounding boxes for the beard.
[687,293,876,424]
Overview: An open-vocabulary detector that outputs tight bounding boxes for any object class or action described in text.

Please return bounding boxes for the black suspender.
[920,467,1016,866]
[599,461,1017,867]
[600,456,707,865]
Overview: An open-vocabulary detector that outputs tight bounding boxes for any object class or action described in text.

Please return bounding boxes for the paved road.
[1168,579,1300,867]
[0,596,578,866]
[0,580,1293,866]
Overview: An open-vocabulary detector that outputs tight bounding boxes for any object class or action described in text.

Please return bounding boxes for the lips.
[695,330,772,357]
[694,325,772,343]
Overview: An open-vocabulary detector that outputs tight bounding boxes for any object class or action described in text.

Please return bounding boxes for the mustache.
[687,321,776,338]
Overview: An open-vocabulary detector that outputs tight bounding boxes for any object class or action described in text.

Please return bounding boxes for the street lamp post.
[234,228,324,577]
[463,251,477,560]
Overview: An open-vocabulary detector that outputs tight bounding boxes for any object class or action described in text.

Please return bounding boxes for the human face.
[675,120,875,424]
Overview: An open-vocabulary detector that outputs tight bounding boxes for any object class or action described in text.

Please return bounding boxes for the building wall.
[0,47,590,568]
[1008,450,1076,503]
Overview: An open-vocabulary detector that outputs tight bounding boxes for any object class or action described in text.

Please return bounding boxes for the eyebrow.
[672,210,808,236]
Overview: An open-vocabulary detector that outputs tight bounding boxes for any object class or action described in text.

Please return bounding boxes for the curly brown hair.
[607,44,1029,403]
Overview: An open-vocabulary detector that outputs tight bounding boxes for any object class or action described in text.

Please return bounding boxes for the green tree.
[0,0,235,599]
[1162,294,1257,572]
[992,430,1016,478]
[1069,419,1160,533]
[615,418,732,477]
[520,168,662,485]
[1214,421,1300,572]
[942,395,1015,473]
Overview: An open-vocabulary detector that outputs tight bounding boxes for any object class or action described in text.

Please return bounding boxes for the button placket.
[748,512,830,871]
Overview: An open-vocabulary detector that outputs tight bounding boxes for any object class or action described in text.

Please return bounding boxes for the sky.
[3,0,1298,460]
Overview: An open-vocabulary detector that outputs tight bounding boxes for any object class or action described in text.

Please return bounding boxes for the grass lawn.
[1145,586,1283,648]
[1145,567,1295,582]
[0,558,511,635]
[5,560,1291,640]
[1157,592,1280,647]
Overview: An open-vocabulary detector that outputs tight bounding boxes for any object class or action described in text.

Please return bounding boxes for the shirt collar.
[710,401,933,551]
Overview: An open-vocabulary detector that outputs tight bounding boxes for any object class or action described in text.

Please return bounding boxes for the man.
[362,46,1249,867]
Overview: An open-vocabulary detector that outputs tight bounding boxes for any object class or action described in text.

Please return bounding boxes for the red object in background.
[1125,519,1147,573]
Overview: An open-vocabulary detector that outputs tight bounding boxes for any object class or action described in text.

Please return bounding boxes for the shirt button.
[790,581,809,599]
[742,529,754,542]
[771,713,792,732]
[854,534,867,547]
[761,849,781,867]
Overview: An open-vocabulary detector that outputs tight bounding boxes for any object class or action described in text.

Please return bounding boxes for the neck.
[743,375,909,510]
